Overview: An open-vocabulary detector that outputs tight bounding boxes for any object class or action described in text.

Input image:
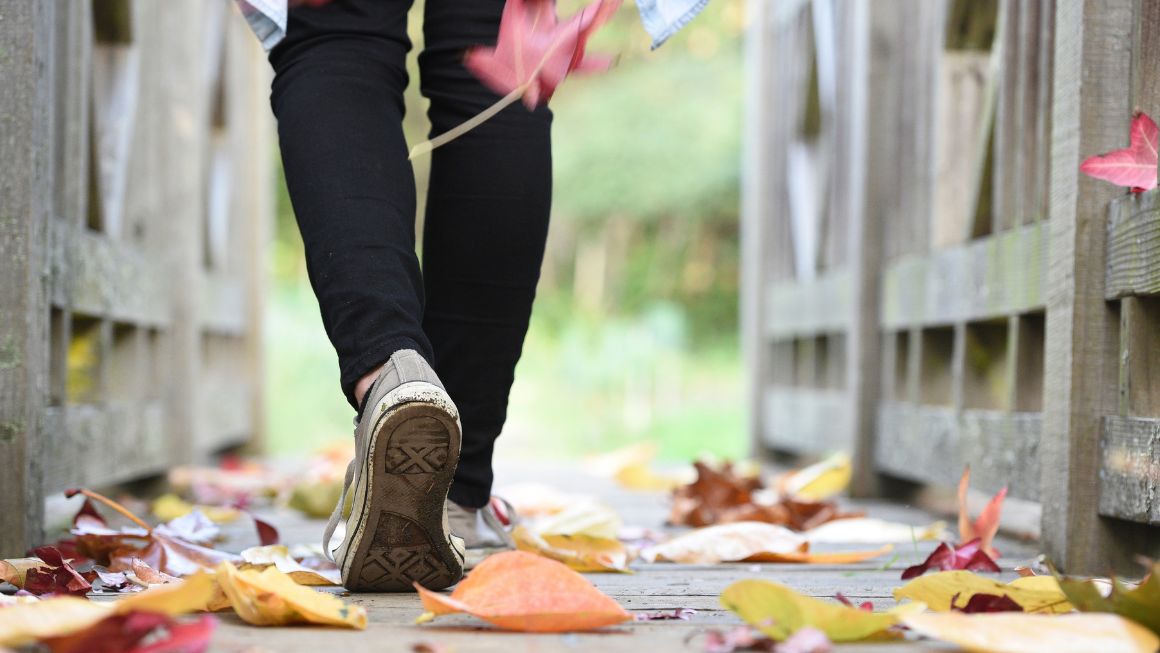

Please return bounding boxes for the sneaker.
[446,497,518,569]
[323,349,466,591]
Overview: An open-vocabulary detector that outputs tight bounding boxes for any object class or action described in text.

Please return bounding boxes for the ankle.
[353,364,385,409]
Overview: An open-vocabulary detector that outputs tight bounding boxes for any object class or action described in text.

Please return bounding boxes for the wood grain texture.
[875,402,1042,500]
[1105,190,1160,298]
[761,386,848,454]
[1099,416,1160,524]
[1041,0,1140,574]
[880,222,1047,329]
[0,0,54,557]
[765,268,851,339]
[991,0,1021,232]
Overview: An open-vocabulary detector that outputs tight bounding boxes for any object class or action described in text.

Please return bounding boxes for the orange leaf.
[957,467,1006,556]
[414,551,631,632]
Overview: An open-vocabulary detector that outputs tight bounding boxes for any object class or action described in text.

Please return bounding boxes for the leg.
[419,0,553,508]
[269,0,427,411]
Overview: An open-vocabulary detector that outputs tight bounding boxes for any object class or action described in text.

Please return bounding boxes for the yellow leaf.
[584,442,693,491]
[0,597,110,647]
[151,493,240,523]
[530,502,622,539]
[0,558,47,588]
[415,551,631,632]
[238,545,340,586]
[641,522,808,564]
[512,525,632,573]
[288,479,345,519]
[721,579,909,641]
[215,561,365,628]
[113,572,217,616]
[753,544,893,564]
[901,612,1158,653]
[778,452,852,500]
[894,571,1074,614]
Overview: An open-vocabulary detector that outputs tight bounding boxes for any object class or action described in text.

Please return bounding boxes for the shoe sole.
[339,385,464,592]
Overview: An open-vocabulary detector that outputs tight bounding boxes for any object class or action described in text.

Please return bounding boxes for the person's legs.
[418,0,554,509]
[270,0,430,412]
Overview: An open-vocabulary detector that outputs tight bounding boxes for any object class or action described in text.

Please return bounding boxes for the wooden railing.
[744,0,1160,573]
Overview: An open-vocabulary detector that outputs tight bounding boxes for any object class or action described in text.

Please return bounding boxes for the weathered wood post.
[0,1,54,556]
[1042,0,1160,573]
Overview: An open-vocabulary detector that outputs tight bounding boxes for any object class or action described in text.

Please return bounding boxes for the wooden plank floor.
[202,459,1040,653]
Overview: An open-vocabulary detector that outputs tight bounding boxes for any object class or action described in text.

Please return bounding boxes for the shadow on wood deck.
[177,460,1041,653]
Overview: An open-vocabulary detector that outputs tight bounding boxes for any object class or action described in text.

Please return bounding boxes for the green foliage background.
[266,0,747,462]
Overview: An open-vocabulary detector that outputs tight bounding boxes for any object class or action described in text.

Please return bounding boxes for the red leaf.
[1080,111,1159,192]
[464,0,621,109]
[900,538,1001,579]
[251,513,280,546]
[950,592,1024,613]
[23,546,92,597]
[41,612,215,653]
[956,467,1006,557]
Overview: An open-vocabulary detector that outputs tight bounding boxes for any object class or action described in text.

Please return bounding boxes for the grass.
[264,285,747,463]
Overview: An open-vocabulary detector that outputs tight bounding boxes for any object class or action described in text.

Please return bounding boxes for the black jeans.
[269,0,552,508]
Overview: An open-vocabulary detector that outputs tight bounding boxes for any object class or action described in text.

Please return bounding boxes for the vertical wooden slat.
[991,0,1020,233]
[1015,0,1042,224]
[1132,0,1160,117]
[1042,0,1156,573]
[0,0,55,556]
[1033,0,1056,223]
[742,0,774,455]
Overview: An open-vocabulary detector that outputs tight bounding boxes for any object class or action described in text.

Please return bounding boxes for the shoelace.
[322,415,365,561]
[481,496,519,548]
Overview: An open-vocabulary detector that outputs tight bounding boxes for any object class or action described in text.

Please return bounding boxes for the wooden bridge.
[0,0,1158,583]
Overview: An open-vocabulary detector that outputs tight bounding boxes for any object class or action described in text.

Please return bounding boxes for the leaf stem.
[68,487,153,533]
[408,84,528,160]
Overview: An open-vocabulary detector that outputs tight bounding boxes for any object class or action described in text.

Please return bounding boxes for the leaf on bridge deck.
[0,558,49,590]
[902,612,1159,653]
[237,545,340,586]
[512,525,632,573]
[0,597,111,648]
[113,572,217,617]
[1080,111,1159,193]
[901,538,1001,580]
[23,547,91,597]
[641,522,807,564]
[1058,561,1160,636]
[415,551,631,632]
[214,562,365,629]
[720,579,919,642]
[957,467,1007,558]
[895,570,1073,614]
[774,453,852,501]
[40,612,216,653]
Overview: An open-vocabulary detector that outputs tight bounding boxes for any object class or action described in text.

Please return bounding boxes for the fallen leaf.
[127,559,181,587]
[804,518,947,544]
[752,545,893,565]
[151,494,240,524]
[951,593,1024,613]
[529,502,621,539]
[411,643,451,653]
[720,579,913,642]
[495,482,593,518]
[776,453,851,501]
[215,562,365,628]
[1058,560,1160,635]
[40,612,216,653]
[634,608,696,621]
[0,597,110,647]
[641,522,807,564]
[901,538,1000,579]
[414,550,631,632]
[957,467,1006,557]
[1080,111,1159,192]
[901,612,1159,653]
[464,0,621,109]
[0,558,48,588]
[237,545,340,585]
[894,570,1073,614]
[512,525,632,573]
[671,462,860,530]
[288,480,344,519]
[113,572,217,617]
[23,546,91,597]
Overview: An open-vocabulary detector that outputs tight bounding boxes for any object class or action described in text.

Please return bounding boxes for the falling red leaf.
[901,538,1001,580]
[950,592,1024,614]
[40,612,215,653]
[22,546,92,597]
[464,0,621,109]
[956,467,1006,558]
[1080,111,1159,192]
